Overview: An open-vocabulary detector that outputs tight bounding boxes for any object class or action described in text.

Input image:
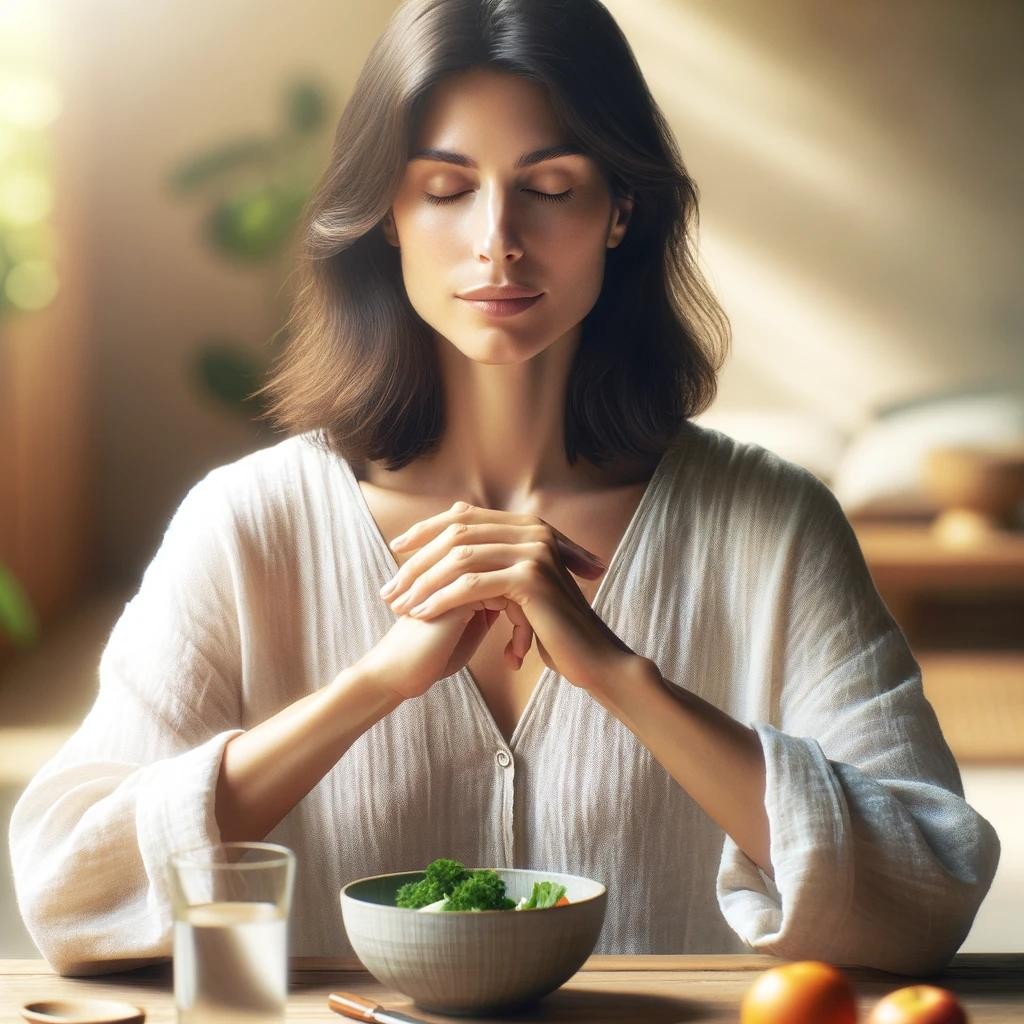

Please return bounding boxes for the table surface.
[852,520,1024,588]
[2,954,1023,1023]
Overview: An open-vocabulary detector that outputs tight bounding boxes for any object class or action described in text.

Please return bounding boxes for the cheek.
[393,198,613,326]
[536,214,611,305]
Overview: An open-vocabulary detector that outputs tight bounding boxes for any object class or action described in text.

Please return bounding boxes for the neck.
[362,325,625,508]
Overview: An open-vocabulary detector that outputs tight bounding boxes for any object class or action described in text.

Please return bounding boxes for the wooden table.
[853,520,1024,763]
[2,954,1023,1022]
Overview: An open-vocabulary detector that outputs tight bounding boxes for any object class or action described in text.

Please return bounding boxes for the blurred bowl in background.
[339,867,607,1015]
[923,444,1024,545]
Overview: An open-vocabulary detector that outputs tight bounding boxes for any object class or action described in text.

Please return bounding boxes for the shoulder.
[155,431,355,568]
[199,429,339,496]
[666,419,840,534]
[176,430,347,520]
[669,422,881,632]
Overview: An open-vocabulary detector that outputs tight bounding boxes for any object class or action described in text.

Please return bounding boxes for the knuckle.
[461,572,480,590]
[451,500,472,514]
[453,544,473,560]
[520,559,546,583]
[529,540,551,559]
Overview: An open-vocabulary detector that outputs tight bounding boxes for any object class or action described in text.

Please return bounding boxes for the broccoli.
[395,857,470,909]
[444,870,517,911]
[396,858,565,912]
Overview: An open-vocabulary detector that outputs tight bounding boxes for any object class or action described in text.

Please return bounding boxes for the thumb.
[449,608,496,666]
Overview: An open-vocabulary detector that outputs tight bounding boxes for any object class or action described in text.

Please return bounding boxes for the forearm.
[591,656,773,878]
[215,663,403,842]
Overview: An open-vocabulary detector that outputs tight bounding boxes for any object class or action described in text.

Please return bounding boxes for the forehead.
[412,68,566,153]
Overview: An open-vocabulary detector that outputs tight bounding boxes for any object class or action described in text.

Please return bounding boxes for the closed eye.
[423,188,575,206]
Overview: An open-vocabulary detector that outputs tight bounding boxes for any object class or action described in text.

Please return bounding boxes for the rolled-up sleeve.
[8,472,245,976]
[716,469,1000,975]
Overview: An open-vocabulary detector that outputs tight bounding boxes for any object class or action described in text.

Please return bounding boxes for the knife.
[328,990,429,1024]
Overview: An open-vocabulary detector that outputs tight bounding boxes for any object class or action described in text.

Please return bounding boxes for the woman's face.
[382,68,632,362]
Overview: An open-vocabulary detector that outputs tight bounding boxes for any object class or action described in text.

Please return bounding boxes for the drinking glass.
[168,842,296,1024]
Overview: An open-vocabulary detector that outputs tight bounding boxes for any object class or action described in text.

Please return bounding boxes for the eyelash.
[422,188,575,206]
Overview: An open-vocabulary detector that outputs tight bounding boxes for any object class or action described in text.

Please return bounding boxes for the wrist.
[587,653,662,720]
[331,658,407,718]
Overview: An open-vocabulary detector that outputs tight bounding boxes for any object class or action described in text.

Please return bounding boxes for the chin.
[454,328,553,363]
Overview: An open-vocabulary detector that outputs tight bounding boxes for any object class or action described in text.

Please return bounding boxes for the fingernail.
[380,579,397,597]
[389,534,408,550]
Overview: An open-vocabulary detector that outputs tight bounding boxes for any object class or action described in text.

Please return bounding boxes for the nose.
[472,183,523,265]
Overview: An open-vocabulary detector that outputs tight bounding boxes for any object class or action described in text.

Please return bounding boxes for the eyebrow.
[409,143,585,169]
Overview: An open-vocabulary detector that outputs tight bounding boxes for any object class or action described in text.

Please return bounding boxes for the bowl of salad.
[340,857,607,1014]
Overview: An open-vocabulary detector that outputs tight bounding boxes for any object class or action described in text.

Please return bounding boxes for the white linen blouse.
[8,422,1000,976]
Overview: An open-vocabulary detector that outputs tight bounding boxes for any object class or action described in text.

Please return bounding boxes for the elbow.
[16,886,172,978]
[849,823,1002,977]
[11,831,172,979]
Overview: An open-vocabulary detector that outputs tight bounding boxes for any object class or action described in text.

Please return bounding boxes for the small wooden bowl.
[21,999,145,1024]
[923,444,1024,543]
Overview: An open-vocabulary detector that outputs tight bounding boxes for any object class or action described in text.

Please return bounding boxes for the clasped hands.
[378,500,641,694]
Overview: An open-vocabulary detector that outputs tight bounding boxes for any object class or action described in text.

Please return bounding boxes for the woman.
[11,0,998,977]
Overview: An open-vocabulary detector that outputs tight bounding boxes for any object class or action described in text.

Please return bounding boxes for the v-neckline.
[339,438,677,749]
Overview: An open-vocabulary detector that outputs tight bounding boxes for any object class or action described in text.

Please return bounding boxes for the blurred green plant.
[0,562,39,649]
[166,79,332,420]
[0,58,63,648]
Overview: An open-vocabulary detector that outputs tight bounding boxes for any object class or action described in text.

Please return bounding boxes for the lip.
[458,294,543,318]
[457,284,541,300]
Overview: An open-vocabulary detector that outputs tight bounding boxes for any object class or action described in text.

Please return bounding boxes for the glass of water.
[168,842,296,1024]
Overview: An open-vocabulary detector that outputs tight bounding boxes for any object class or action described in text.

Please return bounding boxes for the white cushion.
[830,390,1024,515]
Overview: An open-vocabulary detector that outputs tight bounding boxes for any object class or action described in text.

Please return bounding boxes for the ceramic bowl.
[339,867,607,1015]
[923,444,1024,541]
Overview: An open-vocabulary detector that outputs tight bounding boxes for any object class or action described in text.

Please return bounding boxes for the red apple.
[867,984,968,1024]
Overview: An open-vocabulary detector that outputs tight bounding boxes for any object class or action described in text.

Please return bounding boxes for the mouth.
[457,294,543,318]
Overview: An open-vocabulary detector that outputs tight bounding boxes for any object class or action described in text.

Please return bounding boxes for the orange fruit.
[741,960,858,1024]
[866,984,967,1024]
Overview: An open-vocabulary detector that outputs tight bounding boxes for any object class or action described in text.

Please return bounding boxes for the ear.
[606,193,634,249]
[381,210,400,248]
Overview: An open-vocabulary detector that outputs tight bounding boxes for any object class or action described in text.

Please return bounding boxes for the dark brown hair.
[255,0,730,471]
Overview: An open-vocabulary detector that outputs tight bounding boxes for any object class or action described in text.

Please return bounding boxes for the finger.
[544,523,607,574]
[384,527,600,611]
[390,542,536,614]
[382,521,476,602]
[512,621,534,661]
[388,502,605,574]
[404,564,538,620]
[384,526,525,605]
[496,599,530,669]
[500,600,534,661]
[504,636,522,669]
[447,609,494,669]
[503,622,533,670]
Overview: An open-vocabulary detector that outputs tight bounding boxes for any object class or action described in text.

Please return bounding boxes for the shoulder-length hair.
[255,0,730,471]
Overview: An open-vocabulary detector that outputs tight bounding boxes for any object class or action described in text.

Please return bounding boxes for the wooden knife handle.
[328,989,380,1021]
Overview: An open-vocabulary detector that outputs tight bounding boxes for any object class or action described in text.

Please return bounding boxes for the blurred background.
[1,0,1022,955]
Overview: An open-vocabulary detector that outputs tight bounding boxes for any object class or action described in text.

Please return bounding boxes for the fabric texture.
[8,422,1000,976]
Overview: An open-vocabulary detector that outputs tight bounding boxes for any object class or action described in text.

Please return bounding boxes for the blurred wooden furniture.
[2,955,1023,1022]
[854,520,1024,763]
